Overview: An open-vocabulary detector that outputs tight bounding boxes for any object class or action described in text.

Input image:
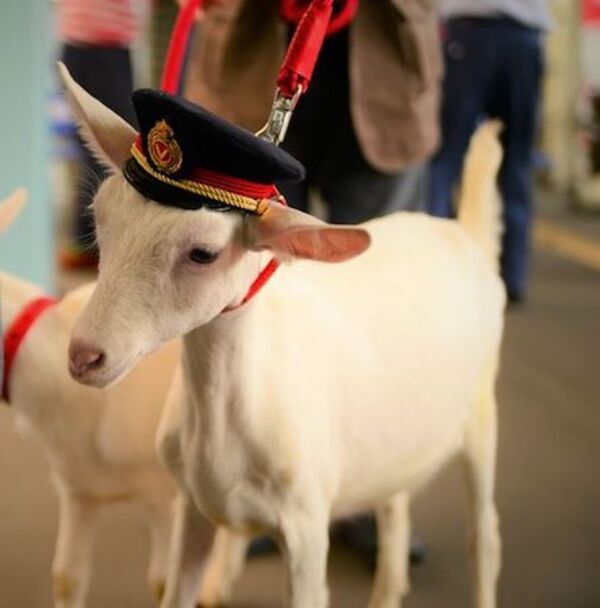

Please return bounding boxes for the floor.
[0,235,599,606]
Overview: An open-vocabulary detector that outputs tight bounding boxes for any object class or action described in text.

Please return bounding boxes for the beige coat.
[185,0,442,173]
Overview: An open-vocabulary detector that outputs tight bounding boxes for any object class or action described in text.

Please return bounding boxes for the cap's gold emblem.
[147,120,183,175]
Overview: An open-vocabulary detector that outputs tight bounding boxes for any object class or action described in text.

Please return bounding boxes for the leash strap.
[2,297,57,403]
[277,0,335,98]
[225,259,281,313]
[162,0,333,102]
[280,0,358,38]
[258,0,334,145]
[249,2,333,306]
[162,0,332,311]
[160,0,202,94]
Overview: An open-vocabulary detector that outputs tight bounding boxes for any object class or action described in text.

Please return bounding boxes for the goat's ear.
[0,188,26,233]
[245,200,371,263]
[58,62,137,172]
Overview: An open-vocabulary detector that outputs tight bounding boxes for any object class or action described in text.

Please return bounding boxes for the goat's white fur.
[62,60,505,608]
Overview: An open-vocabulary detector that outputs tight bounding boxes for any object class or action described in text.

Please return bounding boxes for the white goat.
[62,61,505,608]
[0,271,181,607]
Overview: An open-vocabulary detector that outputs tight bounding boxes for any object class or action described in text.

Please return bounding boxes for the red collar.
[223,258,280,313]
[2,297,57,403]
[224,193,289,313]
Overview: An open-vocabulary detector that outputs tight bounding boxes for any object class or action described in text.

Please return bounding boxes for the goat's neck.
[182,300,261,435]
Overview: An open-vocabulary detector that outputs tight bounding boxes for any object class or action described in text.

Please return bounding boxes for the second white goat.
[1,272,181,607]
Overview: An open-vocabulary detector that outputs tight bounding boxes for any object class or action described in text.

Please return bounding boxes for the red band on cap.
[133,136,277,200]
[187,168,277,199]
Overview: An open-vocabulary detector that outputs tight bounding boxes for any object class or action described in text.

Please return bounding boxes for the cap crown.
[133,89,306,185]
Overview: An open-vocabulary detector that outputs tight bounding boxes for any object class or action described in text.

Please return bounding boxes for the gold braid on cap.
[130,144,269,215]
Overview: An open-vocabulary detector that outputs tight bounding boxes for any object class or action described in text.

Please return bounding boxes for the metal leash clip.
[256,85,304,145]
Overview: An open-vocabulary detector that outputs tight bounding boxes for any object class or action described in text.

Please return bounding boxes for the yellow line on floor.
[534,219,600,271]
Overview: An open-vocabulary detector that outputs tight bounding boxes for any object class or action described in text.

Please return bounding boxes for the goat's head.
[59,64,371,388]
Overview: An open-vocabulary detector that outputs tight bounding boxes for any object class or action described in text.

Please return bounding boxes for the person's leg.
[280,28,353,216]
[66,45,136,126]
[488,25,543,300]
[277,107,312,212]
[428,19,494,218]
[310,34,427,223]
[277,179,310,214]
[61,45,105,254]
[278,76,321,213]
[323,162,428,225]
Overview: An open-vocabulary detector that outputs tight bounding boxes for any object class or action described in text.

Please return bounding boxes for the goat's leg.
[281,507,330,608]
[145,499,176,604]
[160,495,206,608]
[368,492,411,608]
[463,372,501,608]
[197,527,249,607]
[52,489,99,608]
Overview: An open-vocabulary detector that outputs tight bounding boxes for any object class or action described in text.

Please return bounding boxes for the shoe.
[332,515,427,570]
[246,516,428,567]
[247,535,279,558]
[507,290,525,308]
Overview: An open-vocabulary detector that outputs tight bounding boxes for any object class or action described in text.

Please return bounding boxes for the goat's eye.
[189,248,219,264]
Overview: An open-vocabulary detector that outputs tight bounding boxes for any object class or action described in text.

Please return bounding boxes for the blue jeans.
[428,17,544,297]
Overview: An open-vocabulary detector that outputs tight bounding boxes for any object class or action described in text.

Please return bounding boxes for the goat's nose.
[68,340,106,379]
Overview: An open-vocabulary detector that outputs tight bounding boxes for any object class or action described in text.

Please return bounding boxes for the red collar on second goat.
[2,296,57,403]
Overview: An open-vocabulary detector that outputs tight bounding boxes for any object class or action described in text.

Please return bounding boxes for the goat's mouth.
[68,353,138,389]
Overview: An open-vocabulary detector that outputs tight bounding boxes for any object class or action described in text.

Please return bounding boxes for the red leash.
[257,0,333,145]
[280,0,358,41]
[227,259,281,311]
[160,0,202,94]
[2,297,57,403]
[160,0,332,311]
[278,0,338,97]
[161,0,333,101]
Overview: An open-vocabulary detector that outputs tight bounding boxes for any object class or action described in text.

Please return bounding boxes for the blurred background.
[0,0,598,606]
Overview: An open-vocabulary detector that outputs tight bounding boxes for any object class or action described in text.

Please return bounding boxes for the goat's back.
[255,212,504,512]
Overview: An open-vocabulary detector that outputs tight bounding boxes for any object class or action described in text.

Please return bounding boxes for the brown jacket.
[185,0,442,173]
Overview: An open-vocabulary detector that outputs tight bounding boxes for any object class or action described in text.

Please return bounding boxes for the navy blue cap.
[123,89,306,214]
